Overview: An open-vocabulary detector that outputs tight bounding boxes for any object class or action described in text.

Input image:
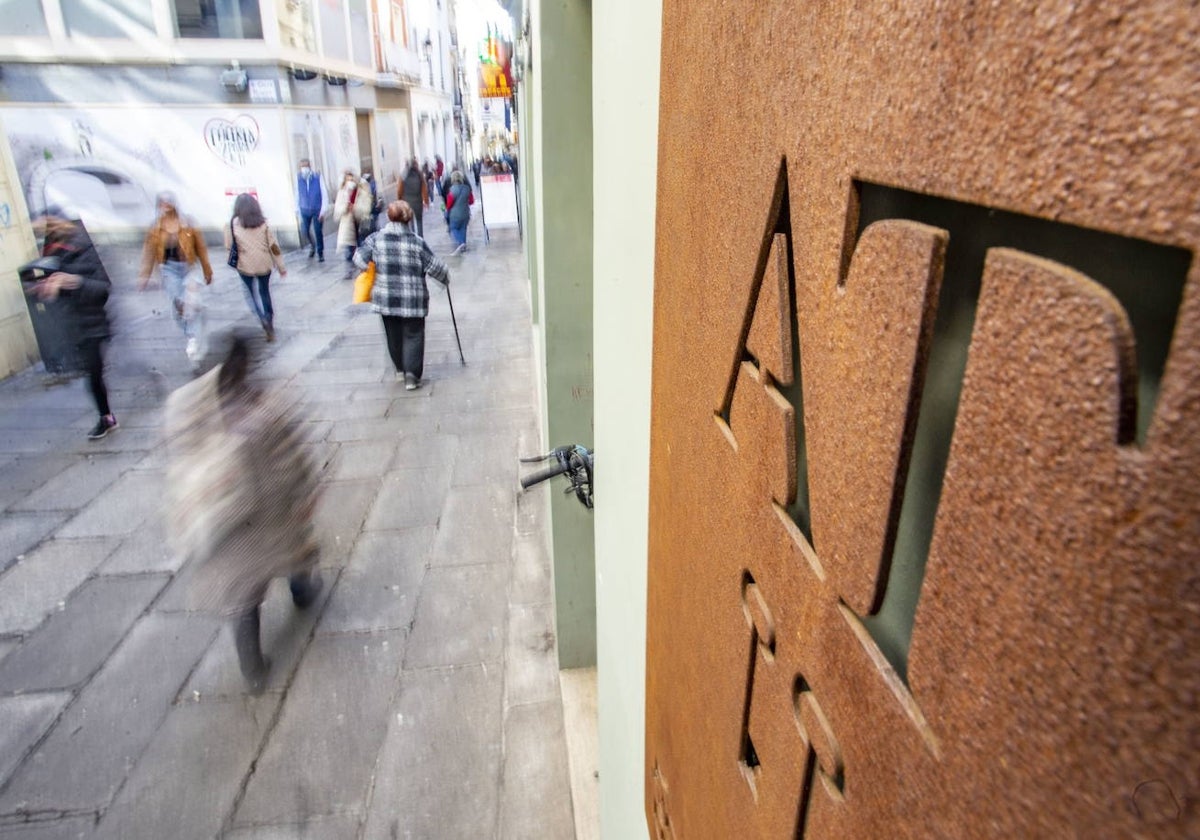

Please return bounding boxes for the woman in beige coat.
[334,171,372,278]
[224,193,287,341]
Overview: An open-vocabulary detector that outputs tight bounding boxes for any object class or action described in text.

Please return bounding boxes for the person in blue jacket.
[296,158,326,261]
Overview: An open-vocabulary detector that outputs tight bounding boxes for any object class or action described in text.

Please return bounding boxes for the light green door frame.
[529,0,595,668]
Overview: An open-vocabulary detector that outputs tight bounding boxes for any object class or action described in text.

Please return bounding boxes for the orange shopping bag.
[352,262,376,304]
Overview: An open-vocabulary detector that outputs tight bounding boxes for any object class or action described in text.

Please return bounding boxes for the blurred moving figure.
[445,171,474,254]
[164,333,323,693]
[29,207,117,440]
[138,192,213,365]
[398,158,429,237]
[353,200,449,391]
[225,193,287,342]
[334,170,372,279]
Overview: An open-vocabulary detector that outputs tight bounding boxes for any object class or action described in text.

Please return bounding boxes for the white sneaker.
[185,337,200,361]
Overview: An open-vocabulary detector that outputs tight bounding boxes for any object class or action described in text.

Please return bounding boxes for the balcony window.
[0,0,48,37]
[175,0,263,39]
[62,0,154,38]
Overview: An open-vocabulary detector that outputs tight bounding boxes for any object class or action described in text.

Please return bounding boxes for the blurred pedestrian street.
[0,215,576,839]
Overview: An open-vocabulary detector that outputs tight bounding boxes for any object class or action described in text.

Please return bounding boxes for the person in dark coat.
[30,208,117,440]
[398,158,429,236]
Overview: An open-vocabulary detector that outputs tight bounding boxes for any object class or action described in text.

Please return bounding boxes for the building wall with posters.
[0,114,41,377]
[0,0,455,375]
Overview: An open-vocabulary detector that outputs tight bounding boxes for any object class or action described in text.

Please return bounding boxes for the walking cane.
[445,284,466,365]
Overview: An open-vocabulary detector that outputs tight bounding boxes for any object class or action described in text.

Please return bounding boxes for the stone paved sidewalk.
[0,215,574,839]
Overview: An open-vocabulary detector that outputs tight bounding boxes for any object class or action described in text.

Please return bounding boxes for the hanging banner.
[478,27,514,99]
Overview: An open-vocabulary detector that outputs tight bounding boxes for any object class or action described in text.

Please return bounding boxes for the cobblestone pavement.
[0,214,574,839]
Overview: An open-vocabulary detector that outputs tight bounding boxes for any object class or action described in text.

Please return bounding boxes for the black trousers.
[77,338,110,417]
[381,315,426,379]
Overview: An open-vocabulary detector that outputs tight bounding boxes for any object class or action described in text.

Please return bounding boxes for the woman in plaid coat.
[353,200,450,390]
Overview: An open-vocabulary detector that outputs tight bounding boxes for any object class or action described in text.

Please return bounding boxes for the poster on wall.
[373,110,412,195]
[0,105,295,235]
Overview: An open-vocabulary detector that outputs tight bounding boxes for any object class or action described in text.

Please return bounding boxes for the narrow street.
[0,215,574,839]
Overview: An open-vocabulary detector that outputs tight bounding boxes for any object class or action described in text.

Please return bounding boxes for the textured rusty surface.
[645,1,1200,837]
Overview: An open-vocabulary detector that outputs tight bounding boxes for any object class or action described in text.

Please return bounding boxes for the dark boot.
[289,570,324,609]
[233,605,270,694]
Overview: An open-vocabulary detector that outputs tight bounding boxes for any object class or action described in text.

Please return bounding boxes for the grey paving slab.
[0,693,72,789]
[312,479,380,567]
[344,527,434,579]
[223,814,361,840]
[510,533,554,607]
[0,456,74,514]
[183,575,334,699]
[316,571,417,635]
[55,471,161,539]
[436,407,531,436]
[0,514,69,572]
[361,664,503,840]
[499,701,575,840]
[0,538,118,635]
[514,474,548,540]
[404,563,508,669]
[382,395,436,420]
[363,468,450,532]
[299,367,387,387]
[0,817,94,839]
[304,398,392,423]
[0,428,77,456]
[351,381,436,406]
[233,631,404,826]
[505,603,561,708]
[101,516,180,574]
[450,432,519,487]
[428,484,515,567]
[325,442,397,482]
[0,574,168,693]
[0,612,219,815]
[92,695,279,840]
[0,641,15,665]
[0,409,92,432]
[297,420,333,444]
[390,433,458,471]
[326,418,404,444]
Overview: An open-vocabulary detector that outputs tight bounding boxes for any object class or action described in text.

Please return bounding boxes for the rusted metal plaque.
[645,2,1200,837]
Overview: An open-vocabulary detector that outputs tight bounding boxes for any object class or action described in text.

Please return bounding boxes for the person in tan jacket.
[138,193,213,362]
[224,193,287,341]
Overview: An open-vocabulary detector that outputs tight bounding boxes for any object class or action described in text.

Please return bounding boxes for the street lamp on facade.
[422,32,434,87]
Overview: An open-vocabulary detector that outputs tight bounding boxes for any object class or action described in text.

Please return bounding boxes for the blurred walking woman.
[225,193,287,342]
[138,192,213,362]
[445,170,473,253]
[164,333,322,693]
[30,208,117,440]
[353,200,450,390]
